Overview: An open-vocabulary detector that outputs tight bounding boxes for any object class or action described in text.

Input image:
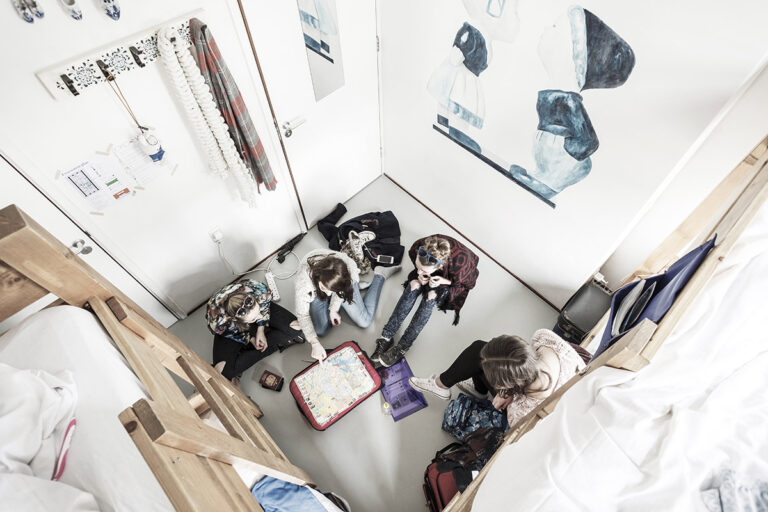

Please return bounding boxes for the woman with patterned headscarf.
[206,279,305,385]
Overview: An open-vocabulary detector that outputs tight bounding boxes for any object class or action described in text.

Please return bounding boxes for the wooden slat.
[90,297,196,419]
[0,205,168,334]
[189,391,212,417]
[108,296,263,419]
[176,356,251,442]
[0,259,48,322]
[219,386,287,461]
[199,457,263,512]
[133,399,312,487]
[119,408,229,512]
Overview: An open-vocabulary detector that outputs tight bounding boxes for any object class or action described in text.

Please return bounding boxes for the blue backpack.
[442,393,508,441]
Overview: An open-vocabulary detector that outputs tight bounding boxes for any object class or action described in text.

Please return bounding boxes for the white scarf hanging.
[157,26,259,207]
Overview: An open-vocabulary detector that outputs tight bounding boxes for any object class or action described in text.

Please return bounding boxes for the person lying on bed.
[408,330,590,426]
[295,249,401,363]
[205,279,305,387]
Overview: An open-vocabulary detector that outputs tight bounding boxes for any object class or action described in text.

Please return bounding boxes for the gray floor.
[170,176,557,512]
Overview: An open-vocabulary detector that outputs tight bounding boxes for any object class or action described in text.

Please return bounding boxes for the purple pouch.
[377,358,428,422]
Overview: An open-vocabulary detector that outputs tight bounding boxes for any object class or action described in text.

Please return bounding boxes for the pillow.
[610,279,645,337]
[0,473,98,512]
[0,363,77,479]
[620,281,657,333]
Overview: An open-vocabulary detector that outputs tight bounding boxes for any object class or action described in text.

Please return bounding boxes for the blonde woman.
[408,330,589,426]
[206,280,304,384]
[373,234,480,367]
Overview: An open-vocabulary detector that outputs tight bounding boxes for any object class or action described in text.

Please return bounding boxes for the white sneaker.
[408,375,451,400]
[456,378,487,399]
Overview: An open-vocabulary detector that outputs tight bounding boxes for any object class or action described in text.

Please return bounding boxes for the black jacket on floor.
[317,203,405,267]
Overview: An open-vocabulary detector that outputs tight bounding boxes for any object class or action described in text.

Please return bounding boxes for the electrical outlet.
[210,229,224,243]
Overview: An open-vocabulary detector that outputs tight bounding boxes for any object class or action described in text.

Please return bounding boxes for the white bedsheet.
[474,203,768,512]
[0,306,173,511]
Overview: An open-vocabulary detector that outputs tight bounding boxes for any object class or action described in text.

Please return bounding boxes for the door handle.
[281,116,306,138]
[71,239,93,255]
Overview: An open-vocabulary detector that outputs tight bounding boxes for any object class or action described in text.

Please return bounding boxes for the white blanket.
[474,203,768,511]
[0,363,77,480]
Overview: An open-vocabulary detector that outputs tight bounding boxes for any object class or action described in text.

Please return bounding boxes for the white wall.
[0,1,304,315]
[379,0,768,308]
[600,60,768,287]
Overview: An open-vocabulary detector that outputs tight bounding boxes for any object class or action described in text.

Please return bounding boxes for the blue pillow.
[591,236,716,360]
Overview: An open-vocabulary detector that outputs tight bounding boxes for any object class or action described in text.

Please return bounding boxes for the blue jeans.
[381,285,447,351]
[309,274,385,337]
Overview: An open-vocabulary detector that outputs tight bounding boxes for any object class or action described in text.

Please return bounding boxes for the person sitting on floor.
[408,329,590,426]
[295,249,401,362]
[372,234,479,367]
[206,279,305,387]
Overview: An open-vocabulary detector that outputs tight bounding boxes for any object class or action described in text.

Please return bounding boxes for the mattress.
[473,202,768,512]
[0,306,173,511]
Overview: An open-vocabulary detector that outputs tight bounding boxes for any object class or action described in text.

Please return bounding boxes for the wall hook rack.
[36,10,203,100]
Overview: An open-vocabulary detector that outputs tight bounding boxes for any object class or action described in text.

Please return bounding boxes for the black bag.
[317,203,405,269]
[423,427,505,511]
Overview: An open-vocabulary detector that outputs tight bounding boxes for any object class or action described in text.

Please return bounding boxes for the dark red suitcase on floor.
[423,460,461,511]
[289,341,381,431]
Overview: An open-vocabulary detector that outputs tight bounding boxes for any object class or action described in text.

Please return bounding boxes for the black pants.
[439,340,495,396]
[439,339,592,396]
[212,302,302,380]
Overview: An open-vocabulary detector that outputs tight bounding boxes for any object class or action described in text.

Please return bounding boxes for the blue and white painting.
[428,2,635,207]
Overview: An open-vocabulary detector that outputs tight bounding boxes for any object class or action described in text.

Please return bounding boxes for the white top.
[505,329,585,427]
[294,249,360,342]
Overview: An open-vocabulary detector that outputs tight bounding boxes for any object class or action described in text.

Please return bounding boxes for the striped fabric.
[189,18,277,191]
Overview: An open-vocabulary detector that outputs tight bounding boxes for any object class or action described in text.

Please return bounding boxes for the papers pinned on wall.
[60,134,172,213]
[61,157,131,212]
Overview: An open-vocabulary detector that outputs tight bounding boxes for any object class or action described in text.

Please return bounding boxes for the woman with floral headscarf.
[206,279,305,384]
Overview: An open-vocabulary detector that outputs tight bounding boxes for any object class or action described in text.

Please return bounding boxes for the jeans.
[309,274,385,337]
[439,339,494,395]
[212,302,302,380]
[381,285,448,351]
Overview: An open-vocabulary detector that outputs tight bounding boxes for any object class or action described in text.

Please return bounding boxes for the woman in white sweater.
[295,249,400,361]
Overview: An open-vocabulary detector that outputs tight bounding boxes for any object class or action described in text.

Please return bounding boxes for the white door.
[239,0,381,226]
[0,154,177,331]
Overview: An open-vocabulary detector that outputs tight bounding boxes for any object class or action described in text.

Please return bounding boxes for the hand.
[310,341,327,363]
[253,327,268,352]
[492,394,514,411]
[409,279,422,291]
[330,310,341,327]
[417,272,430,286]
[429,276,451,288]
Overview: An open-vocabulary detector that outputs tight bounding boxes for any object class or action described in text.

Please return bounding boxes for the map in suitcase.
[290,341,382,430]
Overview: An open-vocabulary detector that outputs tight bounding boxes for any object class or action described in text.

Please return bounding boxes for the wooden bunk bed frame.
[440,135,768,512]
[0,205,314,512]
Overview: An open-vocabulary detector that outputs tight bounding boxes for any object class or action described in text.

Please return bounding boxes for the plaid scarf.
[189,18,277,191]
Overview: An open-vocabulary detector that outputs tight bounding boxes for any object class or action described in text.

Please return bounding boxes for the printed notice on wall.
[61,155,131,212]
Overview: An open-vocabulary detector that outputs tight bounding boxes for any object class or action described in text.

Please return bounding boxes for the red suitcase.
[423,461,461,511]
[289,341,381,431]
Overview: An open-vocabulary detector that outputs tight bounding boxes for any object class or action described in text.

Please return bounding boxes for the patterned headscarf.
[205,279,271,345]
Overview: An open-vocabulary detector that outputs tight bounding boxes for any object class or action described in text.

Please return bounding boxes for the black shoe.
[379,344,407,368]
[278,334,306,353]
[370,337,393,364]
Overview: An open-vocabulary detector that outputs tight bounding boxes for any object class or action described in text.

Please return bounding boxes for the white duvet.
[474,203,768,512]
